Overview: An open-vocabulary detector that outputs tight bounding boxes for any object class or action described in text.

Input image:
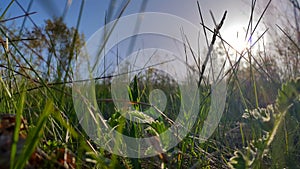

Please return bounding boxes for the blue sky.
[2,0,252,39]
[2,0,278,70]
[3,0,293,83]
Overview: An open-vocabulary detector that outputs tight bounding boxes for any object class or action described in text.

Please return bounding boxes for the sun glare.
[222,25,250,53]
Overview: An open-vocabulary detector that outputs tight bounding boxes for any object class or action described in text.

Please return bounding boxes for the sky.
[2,0,296,45]
[2,0,296,75]
[2,0,258,39]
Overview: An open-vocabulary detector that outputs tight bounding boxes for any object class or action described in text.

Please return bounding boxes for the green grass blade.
[14,100,54,169]
[10,90,26,169]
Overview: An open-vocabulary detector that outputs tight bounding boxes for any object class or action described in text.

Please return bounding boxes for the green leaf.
[277,78,300,112]
[229,150,247,169]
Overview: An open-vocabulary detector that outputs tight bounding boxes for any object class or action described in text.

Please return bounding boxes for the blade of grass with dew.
[14,99,54,169]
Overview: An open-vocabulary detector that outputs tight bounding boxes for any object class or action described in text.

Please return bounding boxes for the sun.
[221,24,250,53]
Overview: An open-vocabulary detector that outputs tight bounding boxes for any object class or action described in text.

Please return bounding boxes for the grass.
[0,0,300,168]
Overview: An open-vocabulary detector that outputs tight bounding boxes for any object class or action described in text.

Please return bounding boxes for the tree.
[25,17,85,82]
[259,0,300,81]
